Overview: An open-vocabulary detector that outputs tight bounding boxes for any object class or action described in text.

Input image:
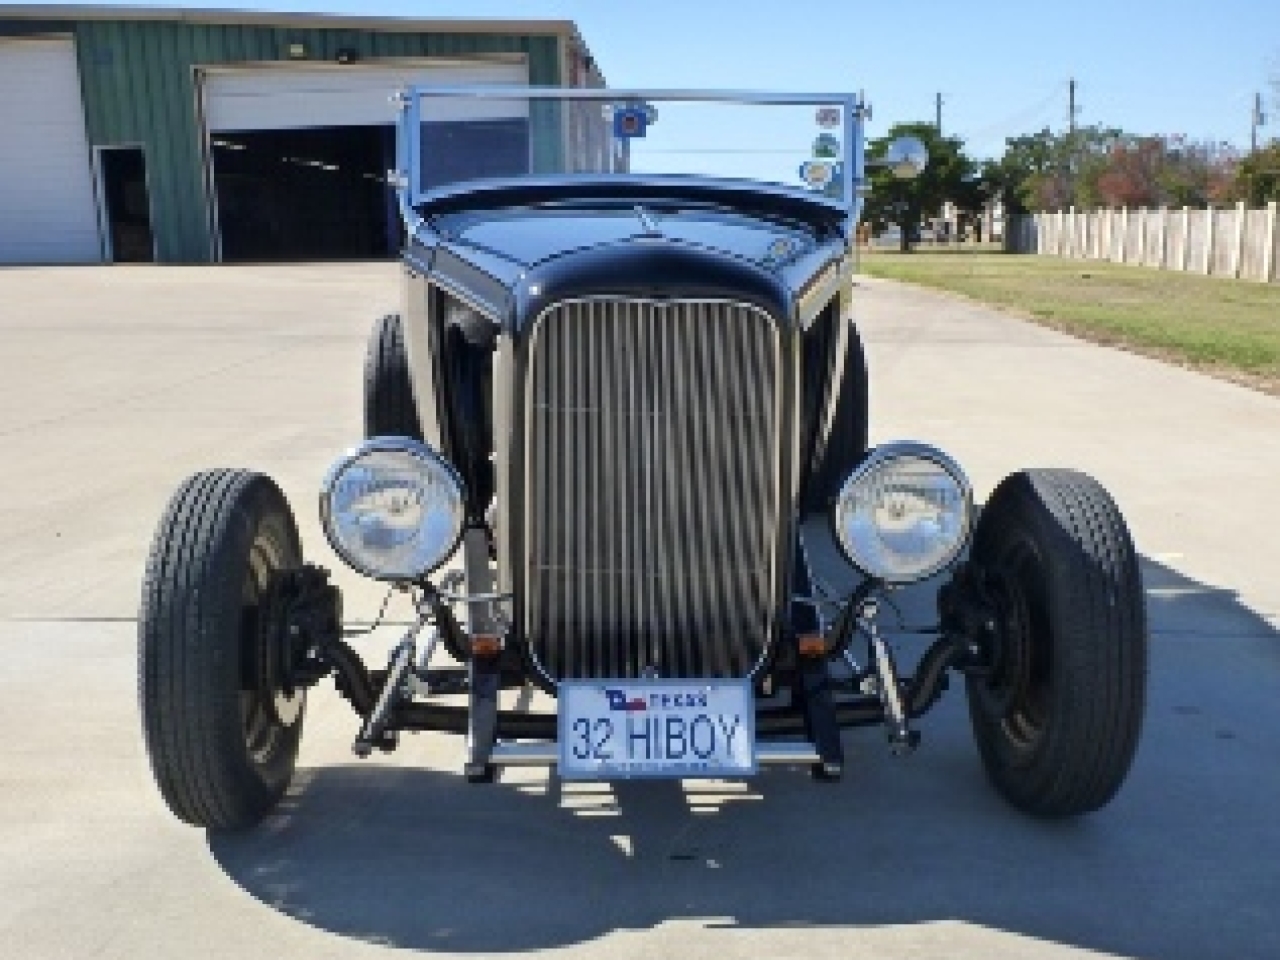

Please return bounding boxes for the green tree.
[1234,142,1280,204]
[987,125,1124,213]
[863,122,976,251]
[985,129,1059,214]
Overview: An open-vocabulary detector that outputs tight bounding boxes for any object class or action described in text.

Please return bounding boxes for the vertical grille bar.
[525,299,781,682]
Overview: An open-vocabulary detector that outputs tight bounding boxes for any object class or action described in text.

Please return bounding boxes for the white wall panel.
[0,38,101,264]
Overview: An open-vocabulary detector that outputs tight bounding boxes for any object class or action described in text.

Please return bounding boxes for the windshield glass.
[401,89,860,209]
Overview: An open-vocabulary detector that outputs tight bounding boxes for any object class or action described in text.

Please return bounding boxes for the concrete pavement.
[0,264,1277,959]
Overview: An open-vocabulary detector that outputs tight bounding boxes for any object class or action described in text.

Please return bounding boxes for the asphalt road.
[1,264,1277,960]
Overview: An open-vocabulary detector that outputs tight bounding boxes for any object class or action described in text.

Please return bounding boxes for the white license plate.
[557,679,756,780]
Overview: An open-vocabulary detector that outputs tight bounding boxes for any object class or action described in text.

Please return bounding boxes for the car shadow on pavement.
[209,556,1279,959]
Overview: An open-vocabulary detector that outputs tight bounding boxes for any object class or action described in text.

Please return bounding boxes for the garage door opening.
[212,125,398,261]
[97,146,155,263]
[211,119,533,262]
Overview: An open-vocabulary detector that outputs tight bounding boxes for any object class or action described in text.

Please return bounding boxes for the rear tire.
[139,470,305,830]
[966,469,1147,817]
[802,320,869,514]
[364,312,424,440]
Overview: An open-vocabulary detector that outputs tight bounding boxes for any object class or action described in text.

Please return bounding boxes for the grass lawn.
[859,250,1280,394]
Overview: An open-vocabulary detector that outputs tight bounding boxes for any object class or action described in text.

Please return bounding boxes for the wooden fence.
[1006,202,1280,283]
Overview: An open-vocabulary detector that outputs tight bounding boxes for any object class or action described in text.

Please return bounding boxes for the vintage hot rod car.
[139,89,1145,830]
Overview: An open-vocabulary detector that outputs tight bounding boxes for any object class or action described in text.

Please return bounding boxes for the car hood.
[434,207,820,273]
[406,177,851,333]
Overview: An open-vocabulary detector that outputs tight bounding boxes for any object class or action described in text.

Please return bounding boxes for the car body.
[139,89,1147,829]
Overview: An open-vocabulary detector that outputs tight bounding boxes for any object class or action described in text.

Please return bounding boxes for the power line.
[960,83,1067,149]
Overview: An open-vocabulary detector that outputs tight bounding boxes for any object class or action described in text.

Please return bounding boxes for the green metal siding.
[0,19,563,262]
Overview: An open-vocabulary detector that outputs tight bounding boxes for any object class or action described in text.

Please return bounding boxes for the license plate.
[557,679,756,780]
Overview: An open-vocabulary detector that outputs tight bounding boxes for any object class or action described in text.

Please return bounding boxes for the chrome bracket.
[354,632,418,757]
[409,624,441,697]
[860,599,920,757]
[353,588,433,756]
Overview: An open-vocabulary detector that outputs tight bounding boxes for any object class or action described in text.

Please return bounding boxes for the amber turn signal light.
[471,635,504,657]
[797,633,827,657]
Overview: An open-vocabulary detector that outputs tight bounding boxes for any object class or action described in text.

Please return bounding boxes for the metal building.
[0,6,602,264]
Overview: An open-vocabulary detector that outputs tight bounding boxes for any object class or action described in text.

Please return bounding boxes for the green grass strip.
[859,251,1280,392]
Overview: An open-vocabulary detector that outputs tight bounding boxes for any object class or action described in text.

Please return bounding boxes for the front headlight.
[320,437,465,582]
[833,442,973,584]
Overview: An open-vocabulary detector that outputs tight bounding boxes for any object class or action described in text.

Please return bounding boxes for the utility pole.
[1065,78,1080,209]
[935,92,943,136]
[1252,92,1266,154]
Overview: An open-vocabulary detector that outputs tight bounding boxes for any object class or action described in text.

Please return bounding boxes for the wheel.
[364,312,424,440]
[139,470,306,830]
[966,469,1147,817]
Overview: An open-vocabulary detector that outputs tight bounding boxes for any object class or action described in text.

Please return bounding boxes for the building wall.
[0,18,563,262]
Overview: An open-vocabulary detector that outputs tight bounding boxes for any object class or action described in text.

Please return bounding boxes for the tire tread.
[139,469,301,829]
[364,312,423,440]
[968,468,1147,817]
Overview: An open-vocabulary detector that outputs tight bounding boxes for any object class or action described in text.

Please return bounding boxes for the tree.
[1153,136,1239,206]
[986,126,1124,214]
[1093,137,1166,207]
[862,122,976,251]
[991,128,1065,213]
[1079,134,1237,208]
[1233,142,1280,204]
[990,126,1239,212]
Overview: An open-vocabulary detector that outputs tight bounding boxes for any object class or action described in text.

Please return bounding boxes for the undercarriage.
[266,534,994,784]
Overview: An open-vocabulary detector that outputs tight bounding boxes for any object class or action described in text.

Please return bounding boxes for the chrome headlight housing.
[833,442,973,584]
[320,437,465,582]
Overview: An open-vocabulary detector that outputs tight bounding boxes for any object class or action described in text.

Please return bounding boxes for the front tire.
[139,470,305,830]
[966,469,1147,817]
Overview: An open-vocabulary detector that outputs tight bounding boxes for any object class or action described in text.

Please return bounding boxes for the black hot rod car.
[139,88,1145,830]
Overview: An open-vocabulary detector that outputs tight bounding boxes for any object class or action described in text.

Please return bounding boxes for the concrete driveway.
[0,265,1277,959]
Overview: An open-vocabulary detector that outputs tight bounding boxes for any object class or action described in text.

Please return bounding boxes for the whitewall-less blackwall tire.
[966,469,1147,818]
[364,312,424,441]
[138,470,305,830]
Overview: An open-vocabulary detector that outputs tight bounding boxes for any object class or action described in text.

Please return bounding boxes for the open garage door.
[202,60,528,261]
[0,38,101,264]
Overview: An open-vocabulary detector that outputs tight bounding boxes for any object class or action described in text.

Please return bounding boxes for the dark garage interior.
[99,146,155,262]
[212,120,531,262]
[212,126,398,262]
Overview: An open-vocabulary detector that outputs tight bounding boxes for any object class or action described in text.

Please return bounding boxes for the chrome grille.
[524,299,781,682]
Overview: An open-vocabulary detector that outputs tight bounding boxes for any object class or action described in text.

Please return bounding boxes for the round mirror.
[885,137,928,179]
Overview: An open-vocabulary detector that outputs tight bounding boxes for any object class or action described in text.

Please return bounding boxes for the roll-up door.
[0,38,101,264]
[202,59,530,261]
[202,60,529,132]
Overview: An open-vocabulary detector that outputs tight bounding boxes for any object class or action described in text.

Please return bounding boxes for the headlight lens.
[833,443,973,584]
[320,438,465,582]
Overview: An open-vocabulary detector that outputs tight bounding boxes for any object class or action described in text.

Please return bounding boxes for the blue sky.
[45,0,1280,157]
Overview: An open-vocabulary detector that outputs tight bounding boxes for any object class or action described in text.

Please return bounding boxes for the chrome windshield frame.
[394,86,867,234]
